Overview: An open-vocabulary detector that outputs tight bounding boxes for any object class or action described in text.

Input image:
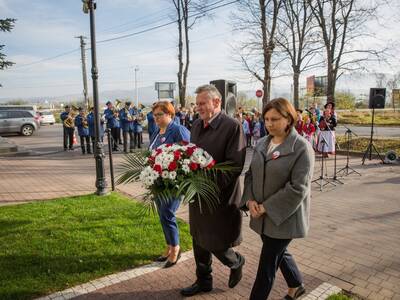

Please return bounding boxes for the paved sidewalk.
[1,151,400,299]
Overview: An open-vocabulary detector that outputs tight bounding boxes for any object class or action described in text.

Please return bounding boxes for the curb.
[34,251,194,300]
[302,282,342,300]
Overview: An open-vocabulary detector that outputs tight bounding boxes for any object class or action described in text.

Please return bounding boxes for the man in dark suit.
[180,84,246,297]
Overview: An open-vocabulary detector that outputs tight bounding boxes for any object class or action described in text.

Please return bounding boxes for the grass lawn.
[336,136,400,154]
[326,293,353,300]
[338,111,400,126]
[0,192,192,300]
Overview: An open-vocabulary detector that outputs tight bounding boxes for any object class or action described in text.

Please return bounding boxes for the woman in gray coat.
[241,98,315,300]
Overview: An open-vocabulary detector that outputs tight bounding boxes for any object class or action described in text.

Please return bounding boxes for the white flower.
[161,170,170,179]
[169,171,177,180]
[182,165,190,174]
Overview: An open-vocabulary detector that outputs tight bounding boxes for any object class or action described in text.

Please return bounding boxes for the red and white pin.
[272,151,280,160]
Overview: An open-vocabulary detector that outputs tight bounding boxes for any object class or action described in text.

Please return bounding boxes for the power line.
[4,0,237,71]
[96,0,238,44]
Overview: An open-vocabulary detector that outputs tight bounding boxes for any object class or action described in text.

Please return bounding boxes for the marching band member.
[134,106,144,149]
[60,105,75,151]
[119,101,135,153]
[87,107,105,153]
[104,101,120,152]
[74,107,91,154]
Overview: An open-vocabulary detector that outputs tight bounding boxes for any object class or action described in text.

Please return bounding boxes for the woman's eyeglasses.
[154,112,165,117]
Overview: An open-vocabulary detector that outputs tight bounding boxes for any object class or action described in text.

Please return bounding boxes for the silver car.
[0,110,40,136]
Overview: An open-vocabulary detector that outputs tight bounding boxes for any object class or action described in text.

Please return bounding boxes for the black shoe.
[180,282,212,297]
[228,252,245,288]
[155,255,169,262]
[164,250,181,268]
[283,285,306,300]
[87,151,92,154]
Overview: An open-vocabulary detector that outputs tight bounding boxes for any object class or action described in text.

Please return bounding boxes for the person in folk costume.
[317,108,337,157]
[302,114,316,148]
[295,109,304,136]
[74,107,91,154]
[180,84,246,297]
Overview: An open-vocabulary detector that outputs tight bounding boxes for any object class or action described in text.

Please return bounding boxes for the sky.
[0,0,399,100]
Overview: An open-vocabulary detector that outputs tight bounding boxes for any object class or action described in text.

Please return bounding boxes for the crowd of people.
[237,101,338,157]
[60,102,145,154]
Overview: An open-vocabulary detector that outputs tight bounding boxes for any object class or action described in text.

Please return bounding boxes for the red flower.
[206,160,216,169]
[156,148,162,155]
[186,146,197,156]
[181,141,189,145]
[153,164,162,174]
[168,161,178,171]
[189,162,199,171]
[173,150,181,161]
[166,143,172,147]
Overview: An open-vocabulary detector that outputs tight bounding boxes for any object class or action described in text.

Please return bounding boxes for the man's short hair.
[106,101,111,106]
[195,84,222,100]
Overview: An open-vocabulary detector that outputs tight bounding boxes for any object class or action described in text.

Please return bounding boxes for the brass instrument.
[82,115,89,128]
[125,103,136,122]
[63,105,79,128]
[113,99,122,120]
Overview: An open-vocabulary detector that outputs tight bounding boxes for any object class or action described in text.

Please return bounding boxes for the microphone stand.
[336,125,361,177]
[312,133,336,191]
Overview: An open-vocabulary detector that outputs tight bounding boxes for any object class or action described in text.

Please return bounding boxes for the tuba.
[114,99,122,120]
[64,105,79,128]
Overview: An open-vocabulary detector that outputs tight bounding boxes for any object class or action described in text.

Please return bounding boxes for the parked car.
[0,110,40,136]
[39,110,56,125]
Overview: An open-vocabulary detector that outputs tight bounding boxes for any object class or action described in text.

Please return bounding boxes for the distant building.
[306,75,327,97]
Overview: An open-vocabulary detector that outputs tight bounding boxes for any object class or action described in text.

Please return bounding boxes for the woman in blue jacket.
[149,101,190,268]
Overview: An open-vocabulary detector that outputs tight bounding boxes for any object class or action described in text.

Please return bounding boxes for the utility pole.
[82,0,108,196]
[75,35,89,110]
[134,66,139,108]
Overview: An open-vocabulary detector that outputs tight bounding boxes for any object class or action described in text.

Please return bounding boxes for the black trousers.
[134,132,142,148]
[63,127,74,150]
[123,131,135,152]
[193,238,241,286]
[79,136,91,154]
[110,127,119,150]
[250,235,302,300]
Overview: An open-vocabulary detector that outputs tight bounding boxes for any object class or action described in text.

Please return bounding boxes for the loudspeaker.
[369,88,386,109]
[210,79,237,117]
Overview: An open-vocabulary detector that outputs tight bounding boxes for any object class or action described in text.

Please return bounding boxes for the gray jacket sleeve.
[240,166,255,210]
[263,144,314,226]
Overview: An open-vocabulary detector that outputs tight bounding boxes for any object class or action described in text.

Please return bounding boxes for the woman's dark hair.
[262,98,298,131]
[324,101,335,109]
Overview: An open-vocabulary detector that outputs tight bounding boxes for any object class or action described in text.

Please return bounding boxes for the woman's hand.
[248,200,264,218]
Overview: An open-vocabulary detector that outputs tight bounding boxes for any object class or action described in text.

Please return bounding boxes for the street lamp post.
[82,0,107,195]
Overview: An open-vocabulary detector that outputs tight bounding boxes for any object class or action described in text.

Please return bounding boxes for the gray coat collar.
[255,128,299,161]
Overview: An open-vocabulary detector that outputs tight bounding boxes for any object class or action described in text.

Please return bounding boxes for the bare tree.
[386,72,400,110]
[232,0,282,107]
[308,0,388,104]
[172,0,207,107]
[274,0,323,108]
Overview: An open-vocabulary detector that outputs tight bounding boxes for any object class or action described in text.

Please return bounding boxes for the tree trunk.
[293,70,300,109]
